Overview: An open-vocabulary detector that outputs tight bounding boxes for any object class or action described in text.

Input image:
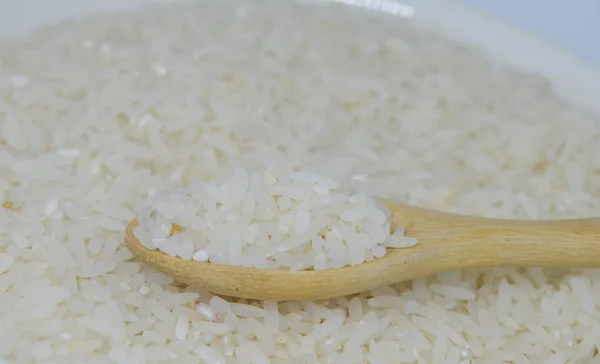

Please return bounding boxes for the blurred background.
[457,0,600,65]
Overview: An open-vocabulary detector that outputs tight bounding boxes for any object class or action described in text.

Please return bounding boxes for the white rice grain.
[175,315,190,340]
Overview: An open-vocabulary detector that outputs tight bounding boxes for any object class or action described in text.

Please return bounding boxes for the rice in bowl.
[1,0,600,362]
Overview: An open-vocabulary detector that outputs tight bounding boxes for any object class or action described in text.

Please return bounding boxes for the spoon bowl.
[125,200,600,301]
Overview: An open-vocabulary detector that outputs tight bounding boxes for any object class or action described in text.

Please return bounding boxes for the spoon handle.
[391,204,600,269]
[450,218,599,268]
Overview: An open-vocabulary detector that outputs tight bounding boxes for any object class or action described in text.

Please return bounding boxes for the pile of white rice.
[2,0,600,362]
[134,167,415,270]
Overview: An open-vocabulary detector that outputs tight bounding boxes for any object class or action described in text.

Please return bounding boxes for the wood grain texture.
[125,201,600,301]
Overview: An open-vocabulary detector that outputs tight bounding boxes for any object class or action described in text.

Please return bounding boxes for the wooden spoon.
[125,200,600,301]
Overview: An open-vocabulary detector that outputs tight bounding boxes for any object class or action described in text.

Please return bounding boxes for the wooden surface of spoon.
[125,200,600,301]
